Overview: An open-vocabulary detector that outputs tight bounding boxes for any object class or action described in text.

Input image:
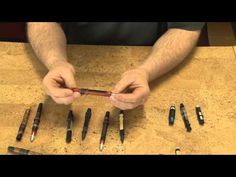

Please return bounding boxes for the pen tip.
[99,143,104,151]
[30,133,35,142]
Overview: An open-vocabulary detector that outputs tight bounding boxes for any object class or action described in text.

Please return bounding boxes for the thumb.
[61,70,77,88]
[113,76,133,93]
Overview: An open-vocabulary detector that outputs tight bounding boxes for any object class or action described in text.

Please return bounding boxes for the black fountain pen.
[30,103,43,142]
[99,111,110,151]
[82,108,92,140]
[66,110,74,143]
[119,110,125,143]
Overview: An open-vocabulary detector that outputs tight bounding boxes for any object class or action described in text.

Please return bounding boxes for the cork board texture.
[0,42,236,154]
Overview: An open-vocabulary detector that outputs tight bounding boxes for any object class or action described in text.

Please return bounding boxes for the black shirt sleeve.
[167,22,205,31]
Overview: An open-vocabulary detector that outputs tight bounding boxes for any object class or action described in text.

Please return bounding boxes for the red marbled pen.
[71,88,112,97]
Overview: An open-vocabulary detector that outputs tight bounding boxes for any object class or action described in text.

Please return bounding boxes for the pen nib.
[30,133,35,142]
[99,142,104,151]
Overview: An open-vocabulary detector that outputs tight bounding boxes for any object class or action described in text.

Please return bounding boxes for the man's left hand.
[109,68,150,110]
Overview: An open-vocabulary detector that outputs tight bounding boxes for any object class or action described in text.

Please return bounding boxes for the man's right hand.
[43,61,80,105]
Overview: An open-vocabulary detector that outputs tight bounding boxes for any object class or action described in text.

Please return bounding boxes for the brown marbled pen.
[72,88,112,97]
[8,146,42,155]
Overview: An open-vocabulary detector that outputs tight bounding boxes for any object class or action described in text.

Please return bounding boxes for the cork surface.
[0,42,236,154]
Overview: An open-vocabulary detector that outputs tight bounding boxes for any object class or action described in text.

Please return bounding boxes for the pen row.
[15,103,125,152]
[168,103,205,132]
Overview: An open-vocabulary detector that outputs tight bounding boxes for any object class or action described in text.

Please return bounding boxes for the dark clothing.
[62,22,204,46]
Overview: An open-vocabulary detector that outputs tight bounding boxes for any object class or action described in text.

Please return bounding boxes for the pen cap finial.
[86,108,92,115]
[105,111,110,118]
[38,103,43,111]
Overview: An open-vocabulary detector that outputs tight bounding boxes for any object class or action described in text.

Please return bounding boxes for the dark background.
[1,22,236,46]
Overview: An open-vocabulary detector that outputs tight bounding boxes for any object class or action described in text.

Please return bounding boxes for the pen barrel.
[86,90,111,97]
[33,117,40,126]
[21,109,31,124]
[119,113,124,130]
[120,130,124,136]
[31,119,40,134]
[67,121,72,130]
[196,106,205,125]
[120,129,125,143]
[32,103,43,127]
[119,110,125,143]
[35,112,42,121]
[168,105,176,125]
[101,121,109,139]
[180,104,188,120]
[66,110,73,143]
[35,103,43,118]
[183,117,191,128]
[67,110,74,121]
[66,130,72,143]
[83,109,92,129]
[82,117,90,134]
[67,111,73,129]
[82,109,91,140]
[180,104,192,132]
[27,151,42,155]
[16,124,26,141]
[101,112,110,141]
[16,109,31,141]
[8,146,42,155]
[18,123,26,133]
[19,149,30,155]
[72,88,112,97]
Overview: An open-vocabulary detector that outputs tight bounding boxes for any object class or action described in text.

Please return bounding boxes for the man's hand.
[27,23,79,105]
[43,61,80,105]
[109,68,150,110]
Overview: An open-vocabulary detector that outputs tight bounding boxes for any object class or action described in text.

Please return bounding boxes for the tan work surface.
[0,42,236,154]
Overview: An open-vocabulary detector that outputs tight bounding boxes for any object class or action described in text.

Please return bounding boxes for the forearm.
[139,28,201,81]
[27,22,69,70]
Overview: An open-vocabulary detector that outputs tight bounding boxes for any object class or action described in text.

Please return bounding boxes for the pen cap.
[86,108,92,117]
[66,131,72,143]
[196,105,201,112]
[105,111,110,118]
[37,103,43,112]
